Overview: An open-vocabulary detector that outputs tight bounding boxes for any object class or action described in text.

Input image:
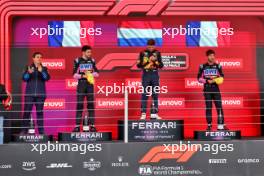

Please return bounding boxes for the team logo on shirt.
[203,69,218,76]
[79,63,93,72]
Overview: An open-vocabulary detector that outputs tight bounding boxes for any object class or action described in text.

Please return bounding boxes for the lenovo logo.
[65,79,78,89]
[96,98,124,109]
[222,97,243,108]
[185,78,203,89]
[42,59,65,69]
[216,59,243,69]
[159,98,185,108]
[44,99,65,109]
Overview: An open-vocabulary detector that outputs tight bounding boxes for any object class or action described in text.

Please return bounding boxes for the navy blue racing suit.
[22,64,50,134]
[197,62,224,125]
[137,49,163,114]
[73,57,99,126]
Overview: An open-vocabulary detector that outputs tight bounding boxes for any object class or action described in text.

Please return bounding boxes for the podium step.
[118,120,184,142]
[194,130,241,140]
[12,134,52,143]
[58,132,112,142]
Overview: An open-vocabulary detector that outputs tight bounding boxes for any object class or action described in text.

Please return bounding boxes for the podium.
[12,134,52,143]
[118,120,184,142]
[194,130,241,140]
[58,132,112,142]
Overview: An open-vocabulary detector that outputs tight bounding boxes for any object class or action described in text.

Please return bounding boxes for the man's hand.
[27,66,34,74]
[208,80,215,84]
[150,56,156,61]
[37,65,43,72]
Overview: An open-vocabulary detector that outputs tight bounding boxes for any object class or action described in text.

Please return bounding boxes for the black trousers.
[76,80,95,126]
[22,96,45,133]
[203,86,224,125]
[204,87,224,124]
[141,71,159,114]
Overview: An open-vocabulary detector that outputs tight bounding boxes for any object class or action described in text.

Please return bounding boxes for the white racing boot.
[140,113,146,120]
[150,114,162,120]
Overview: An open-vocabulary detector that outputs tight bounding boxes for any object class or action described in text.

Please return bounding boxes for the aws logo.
[139,145,198,163]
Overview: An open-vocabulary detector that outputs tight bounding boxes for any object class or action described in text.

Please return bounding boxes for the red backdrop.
[11,16,263,139]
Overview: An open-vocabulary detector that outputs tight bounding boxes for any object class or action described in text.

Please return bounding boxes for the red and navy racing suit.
[22,64,50,134]
[137,49,163,114]
[197,62,224,125]
[73,57,99,126]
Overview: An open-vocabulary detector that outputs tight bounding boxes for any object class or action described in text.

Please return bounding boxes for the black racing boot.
[206,124,212,131]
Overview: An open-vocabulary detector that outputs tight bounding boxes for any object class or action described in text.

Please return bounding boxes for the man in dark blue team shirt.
[22,52,50,134]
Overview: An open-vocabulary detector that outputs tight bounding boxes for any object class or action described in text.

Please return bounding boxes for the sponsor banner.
[161,53,189,70]
[65,79,78,90]
[216,58,243,69]
[44,99,65,109]
[185,78,203,89]
[0,140,264,175]
[97,53,188,71]
[222,97,243,108]
[118,120,184,141]
[96,98,124,109]
[159,98,185,108]
[125,78,142,88]
[42,59,65,70]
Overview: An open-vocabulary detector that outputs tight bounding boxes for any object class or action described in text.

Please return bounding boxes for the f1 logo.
[139,145,199,163]
[108,0,170,16]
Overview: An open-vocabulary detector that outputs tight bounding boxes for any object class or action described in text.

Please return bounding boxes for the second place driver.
[72,45,99,132]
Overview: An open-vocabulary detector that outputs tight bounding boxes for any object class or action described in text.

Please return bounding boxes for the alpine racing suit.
[137,49,164,114]
[73,57,99,126]
[197,63,224,125]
